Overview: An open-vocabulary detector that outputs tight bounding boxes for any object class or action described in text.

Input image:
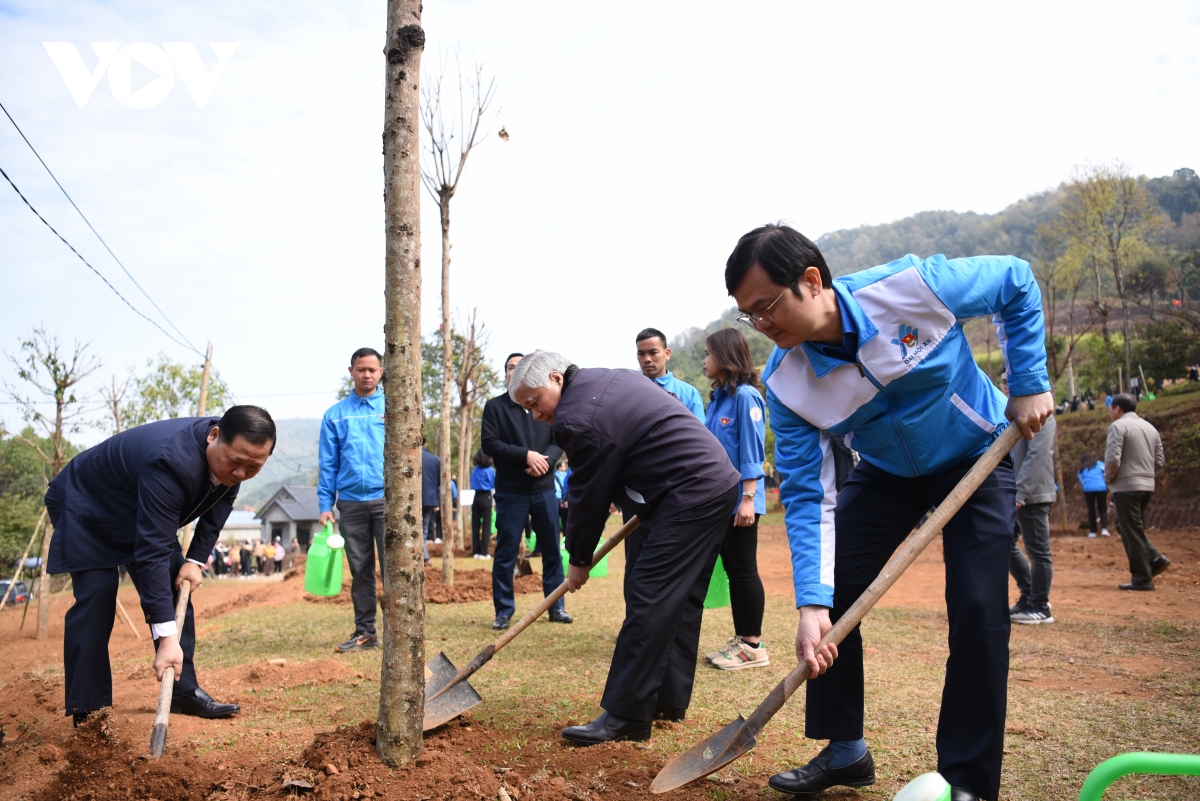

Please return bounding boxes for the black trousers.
[64,549,199,716]
[805,456,1014,801]
[1084,490,1108,532]
[471,494,493,555]
[336,498,385,637]
[602,485,738,721]
[719,515,765,638]
[1113,491,1160,584]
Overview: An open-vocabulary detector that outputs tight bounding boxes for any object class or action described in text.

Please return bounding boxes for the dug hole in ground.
[1,511,1198,800]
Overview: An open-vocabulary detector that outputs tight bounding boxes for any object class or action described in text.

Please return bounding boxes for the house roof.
[222,510,263,529]
[257,485,322,522]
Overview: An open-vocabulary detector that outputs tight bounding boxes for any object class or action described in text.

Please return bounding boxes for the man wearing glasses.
[725,224,1053,801]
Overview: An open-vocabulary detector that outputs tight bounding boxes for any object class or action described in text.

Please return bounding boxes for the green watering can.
[304,522,345,597]
[1077,752,1200,801]
[703,556,731,609]
[560,537,609,578]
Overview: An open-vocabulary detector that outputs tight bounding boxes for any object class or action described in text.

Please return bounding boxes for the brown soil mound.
[301,567,543,606]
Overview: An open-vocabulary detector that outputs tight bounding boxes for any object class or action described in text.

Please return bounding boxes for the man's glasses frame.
[736,284,794,329]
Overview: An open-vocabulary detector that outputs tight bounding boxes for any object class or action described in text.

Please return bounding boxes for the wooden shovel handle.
[150,578,192,756]
[743,425,1022,733]
[493,516,640,651]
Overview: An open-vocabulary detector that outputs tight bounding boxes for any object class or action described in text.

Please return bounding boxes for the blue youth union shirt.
[704,384,767,515]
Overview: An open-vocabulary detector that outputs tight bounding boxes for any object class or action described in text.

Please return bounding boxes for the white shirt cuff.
[186,558,205,567]
[150,621,179,640]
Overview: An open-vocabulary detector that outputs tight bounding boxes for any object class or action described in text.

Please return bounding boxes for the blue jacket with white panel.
[762,254,1051,609]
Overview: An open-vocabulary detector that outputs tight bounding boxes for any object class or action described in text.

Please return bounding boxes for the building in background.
[257,485,322,552]
[219,509,263,544]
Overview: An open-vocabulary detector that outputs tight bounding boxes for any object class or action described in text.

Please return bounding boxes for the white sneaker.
[710,639,770,670]
[1088,532,1097,538]
[1101,529,1111,537]
[434,538,443,544]
[706,636,741,663]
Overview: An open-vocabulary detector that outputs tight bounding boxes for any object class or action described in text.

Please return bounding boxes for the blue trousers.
[492,490,564,618]
[64,548,199,716]
[805,454,1015,801]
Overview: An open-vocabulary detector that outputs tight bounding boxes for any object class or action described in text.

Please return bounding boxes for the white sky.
[2,0,1199,442]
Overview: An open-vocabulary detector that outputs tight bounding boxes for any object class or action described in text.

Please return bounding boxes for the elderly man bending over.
[509,350,740,744]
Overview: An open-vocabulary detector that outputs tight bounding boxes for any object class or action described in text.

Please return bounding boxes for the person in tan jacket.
[1104,394,1168,590]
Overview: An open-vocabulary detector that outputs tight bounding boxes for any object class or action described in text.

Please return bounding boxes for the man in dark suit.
[508,351,741,744]
[45,406,275,725]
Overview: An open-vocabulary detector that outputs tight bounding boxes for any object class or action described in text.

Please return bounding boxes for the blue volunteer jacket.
[470,465,495,492]
[318,389,385,512]
[763,254,1050,608]
[704,384,767,515]
[654,372,705,420]
[1077,463,1107,493]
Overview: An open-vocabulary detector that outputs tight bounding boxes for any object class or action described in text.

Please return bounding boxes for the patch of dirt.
[303,566,544,606]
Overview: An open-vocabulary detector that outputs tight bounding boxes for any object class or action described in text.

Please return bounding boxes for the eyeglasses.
[736,286,792,329]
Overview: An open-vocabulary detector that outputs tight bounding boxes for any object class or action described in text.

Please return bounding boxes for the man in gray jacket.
[1105,394,1168,590]
[1005,371,1058,624]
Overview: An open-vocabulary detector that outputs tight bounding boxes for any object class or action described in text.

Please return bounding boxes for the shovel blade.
[650,716,755,794]
[422,652,482,731]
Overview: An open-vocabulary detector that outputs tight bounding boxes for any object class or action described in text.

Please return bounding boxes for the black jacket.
[45,417,239,624]
[480,392,563,495]
[553,366,741,567]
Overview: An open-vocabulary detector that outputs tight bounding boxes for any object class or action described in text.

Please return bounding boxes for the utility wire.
[0,164,202,356]
[0,100,203,357]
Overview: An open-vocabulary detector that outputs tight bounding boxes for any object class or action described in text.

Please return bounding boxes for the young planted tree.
[453,310,498,547]
[420,55,497,586]
[3,327,99,639]
[377,1,426,767]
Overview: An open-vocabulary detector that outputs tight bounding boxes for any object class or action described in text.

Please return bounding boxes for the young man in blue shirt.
[635,328,705,421]
[725,224,1053,801]
[318,347,387,653]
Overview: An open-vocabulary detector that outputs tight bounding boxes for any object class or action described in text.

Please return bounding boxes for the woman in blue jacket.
[702,327,770,671]
[470,450,497,558]
[1077,453,1110,538]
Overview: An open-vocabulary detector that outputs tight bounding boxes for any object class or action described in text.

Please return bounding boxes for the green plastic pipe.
[1078,752,1200,801]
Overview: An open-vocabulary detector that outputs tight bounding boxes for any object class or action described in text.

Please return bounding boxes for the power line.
[0,164,204,356]
[0,100,203,356]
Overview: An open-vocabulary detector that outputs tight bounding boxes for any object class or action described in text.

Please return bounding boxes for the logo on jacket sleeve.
[892,325,919,358]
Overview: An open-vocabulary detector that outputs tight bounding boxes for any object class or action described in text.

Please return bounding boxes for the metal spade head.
[650,715,754,793]
[422,651,482,731]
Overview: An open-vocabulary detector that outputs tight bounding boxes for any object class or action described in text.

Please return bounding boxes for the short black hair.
[504,352,524,368]
[1112,393,1137,413]
[635,328,668,347]
[725,223,832,295]
[217,405,277,453]
[350,347,382,367]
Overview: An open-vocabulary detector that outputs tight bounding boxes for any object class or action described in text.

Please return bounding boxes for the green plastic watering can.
[304,522,345,597]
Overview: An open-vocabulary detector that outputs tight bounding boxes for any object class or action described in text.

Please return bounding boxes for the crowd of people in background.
[207,537,296,579]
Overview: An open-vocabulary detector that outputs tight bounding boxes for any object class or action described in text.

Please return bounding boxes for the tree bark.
[438,197,455,586]
[35,520,53,640]
[377,3,425,768]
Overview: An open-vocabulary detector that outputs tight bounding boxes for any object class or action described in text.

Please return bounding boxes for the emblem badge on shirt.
[892,325,919,358]
[749,407,763,422]
[720,417,733,426]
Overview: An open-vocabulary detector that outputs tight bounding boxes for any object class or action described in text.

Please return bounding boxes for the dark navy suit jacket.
[421,447,441,507]
[45,417,239,624]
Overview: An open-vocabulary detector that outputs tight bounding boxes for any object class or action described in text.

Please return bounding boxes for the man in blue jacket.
[635,328,705,420]
[46,406,274,724]
[725,224,1053,801]
[319,347,387,653]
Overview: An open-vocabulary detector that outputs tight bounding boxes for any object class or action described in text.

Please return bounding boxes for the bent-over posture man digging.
[508,351,740,745]
[725,224,1053,801]
[47,406,275,724]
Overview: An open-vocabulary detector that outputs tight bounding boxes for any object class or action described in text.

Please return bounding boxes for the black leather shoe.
[951,788,980,801]
[1119,581,1155,591]
[561,711,651,745]
[171,688,240,719]
[1151,555,1171,577]
[492,616,511,630]
[654,704,686,722]
[768,746,875,795]
[549,610,574,624]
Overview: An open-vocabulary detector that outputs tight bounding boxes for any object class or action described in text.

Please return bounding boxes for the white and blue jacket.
[317,389,385,512]
[655,372,705,421]
[762,254,1050,608]
[704,384,767,515]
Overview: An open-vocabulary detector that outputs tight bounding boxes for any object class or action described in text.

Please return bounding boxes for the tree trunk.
[456,399,474,549]
[1119,295,1133,395]
[376,4,425,768]
[36,520,53,640]
[438,197,455,586]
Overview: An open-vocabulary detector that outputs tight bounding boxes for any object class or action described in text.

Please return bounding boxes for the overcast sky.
[2,0,1199,441]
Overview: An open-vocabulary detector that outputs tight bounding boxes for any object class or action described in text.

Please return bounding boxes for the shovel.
[149,578,192,757]
[651,425,1022,793]
[423,515,641,731]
